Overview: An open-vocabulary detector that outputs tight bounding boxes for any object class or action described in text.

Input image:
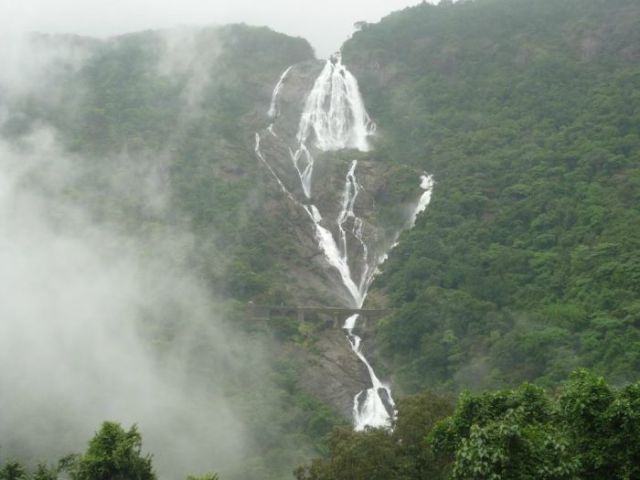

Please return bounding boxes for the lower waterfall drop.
[342,171,434,431]
[344,314,396,429]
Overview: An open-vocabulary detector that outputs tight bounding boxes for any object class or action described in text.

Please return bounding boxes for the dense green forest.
[14,24,314,304]
[295,370,640,480]
[343,0,640,394]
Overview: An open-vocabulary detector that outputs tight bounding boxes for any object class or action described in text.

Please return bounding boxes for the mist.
[0,2,436,476]
[1,0,430,57]
[0,32,282,479]
[0,126,254,477]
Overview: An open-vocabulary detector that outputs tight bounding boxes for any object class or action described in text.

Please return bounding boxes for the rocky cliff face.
[250,58,428,419]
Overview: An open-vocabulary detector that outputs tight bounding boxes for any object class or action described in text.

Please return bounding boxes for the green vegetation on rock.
[343,0,640,393]
[295,370,640,480]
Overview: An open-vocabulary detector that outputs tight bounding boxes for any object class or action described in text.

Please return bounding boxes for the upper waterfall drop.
[289,53,376,199]
[297,53,376,152]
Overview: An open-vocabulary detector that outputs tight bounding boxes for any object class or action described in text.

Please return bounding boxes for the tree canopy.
[295,370,640,480]
[342,0,640,394]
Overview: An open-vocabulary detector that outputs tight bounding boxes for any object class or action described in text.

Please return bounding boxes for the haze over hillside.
[1,1,639,479]
[1,0,429,57]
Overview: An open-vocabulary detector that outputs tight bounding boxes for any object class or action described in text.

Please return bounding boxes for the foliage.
[0,423,224,480]
[296,371,640,480]
[558,369,640,479]
[294,427,401,480]
[70,422,155,480]
[186,474,220,480]
[0,462,27,480]
[295,390,453,480]
[342,0,640,393]
[431,384,577,479]
[434,370,640,479]
[0,23,340,480]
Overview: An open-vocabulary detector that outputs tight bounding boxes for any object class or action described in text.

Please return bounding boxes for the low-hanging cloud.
[0,25,312,477]
[156,27,224,116]
[0,0,431,58]
[0,2,450,474]
[0,124,263,478]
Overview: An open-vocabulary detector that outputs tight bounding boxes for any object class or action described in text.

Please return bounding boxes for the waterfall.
[409,174,434,227]
[256,56,434,430]
[344,313,396,429]
[297,53,375,152]
[254,133,297,202]
[289,53,375,199]
[337,160,372,295]
[268,65,293,119]
[267,64,293,138]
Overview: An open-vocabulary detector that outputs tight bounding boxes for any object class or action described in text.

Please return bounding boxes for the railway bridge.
[246,303,394,326]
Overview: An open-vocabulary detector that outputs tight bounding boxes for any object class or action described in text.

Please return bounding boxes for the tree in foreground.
[294,391,453,480]
[295,370,640,480]
[432,369,640,479]
[1,422,221,480]
[186,474,219,480]
[430,383,578,479]
[71,422,155,480]
[0,462,27,480]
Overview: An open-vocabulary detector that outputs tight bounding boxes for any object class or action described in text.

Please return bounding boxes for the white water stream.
[297,55,375,152]
[268,65,293,119]
[256,54,434,430]
[410,174,435,227]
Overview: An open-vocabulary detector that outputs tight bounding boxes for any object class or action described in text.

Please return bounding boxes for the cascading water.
[337,161,372,295]
[255,54,434,430]
[289,53,376,199]
[268,65,292,119]
[297,54,375,152]
[267,65,293,137]
[410,174,435,227]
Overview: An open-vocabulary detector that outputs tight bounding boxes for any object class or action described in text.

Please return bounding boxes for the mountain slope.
[342,0,640,393]
[0,25,352,480]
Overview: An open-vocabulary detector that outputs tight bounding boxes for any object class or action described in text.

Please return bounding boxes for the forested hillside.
[295,370,640,480]
[3,24,314,303]
[343,0,640,394]
[0,25,349,480]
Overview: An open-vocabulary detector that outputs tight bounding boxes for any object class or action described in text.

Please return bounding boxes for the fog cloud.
[0,126,258,477]
[1,0,429,57]
[0,20,320,476]
[0,2,439,476]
